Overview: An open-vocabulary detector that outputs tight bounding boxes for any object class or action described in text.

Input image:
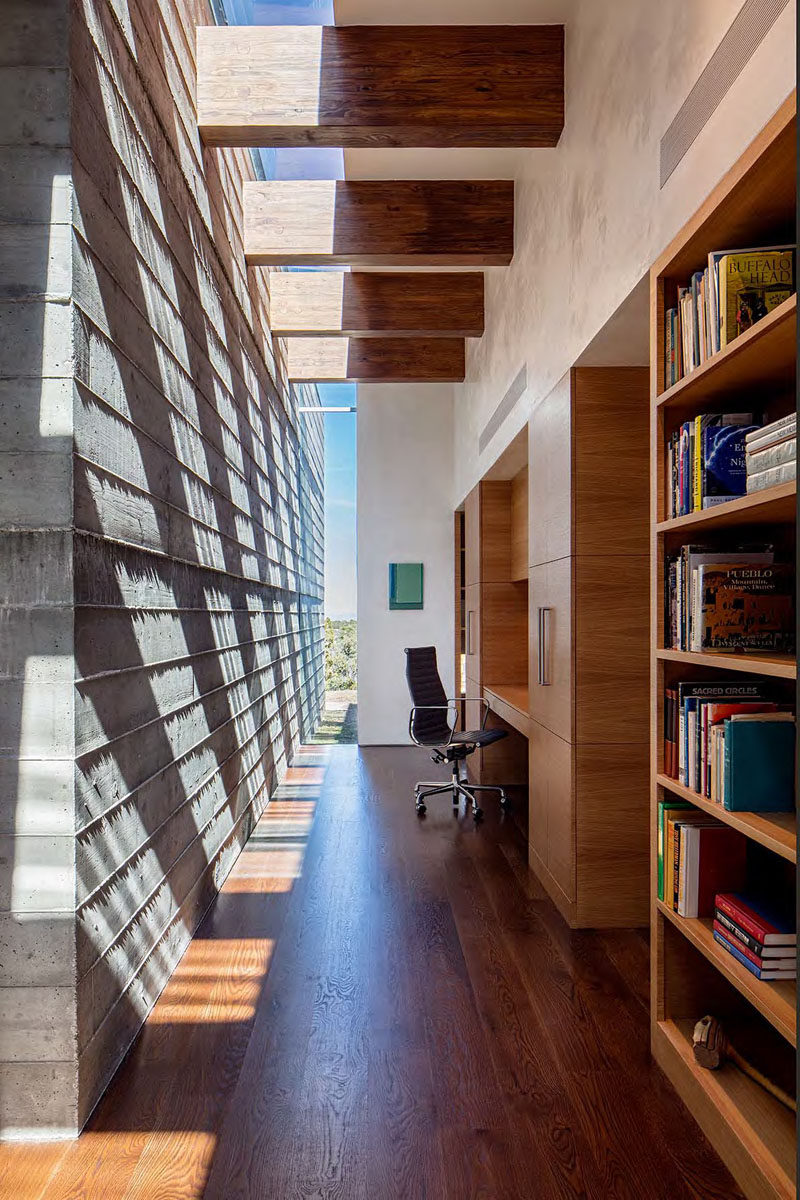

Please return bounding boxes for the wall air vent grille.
[478,364,527,454]
[660,0,790,187]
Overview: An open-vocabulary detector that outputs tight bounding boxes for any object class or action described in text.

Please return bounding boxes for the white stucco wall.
[356,384,455,745]
[454,0,796,499]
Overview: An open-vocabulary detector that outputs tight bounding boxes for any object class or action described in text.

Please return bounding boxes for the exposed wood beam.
[270,272,484,338]
[245,181,514,266]
[197,25,564,149]
[285,337,465,382]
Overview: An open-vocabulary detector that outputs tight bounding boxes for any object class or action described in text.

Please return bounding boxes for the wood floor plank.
[0,745,743,1200]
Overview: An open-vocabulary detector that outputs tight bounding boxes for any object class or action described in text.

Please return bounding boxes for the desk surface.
[483,683,530,737]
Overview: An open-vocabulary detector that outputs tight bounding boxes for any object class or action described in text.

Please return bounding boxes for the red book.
[681,827,747,918]
[716,893,796,946]
[711,920,794,968]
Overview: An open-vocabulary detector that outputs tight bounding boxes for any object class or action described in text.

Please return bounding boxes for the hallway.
[4,746,740,1199]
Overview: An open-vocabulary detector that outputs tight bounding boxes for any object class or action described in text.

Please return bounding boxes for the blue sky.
[320,385,357,620]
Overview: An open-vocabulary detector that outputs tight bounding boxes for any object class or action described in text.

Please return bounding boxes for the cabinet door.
[529,373,571,568]
[529,719,575,902]
[464,583,481,683]
[529,558,572,742]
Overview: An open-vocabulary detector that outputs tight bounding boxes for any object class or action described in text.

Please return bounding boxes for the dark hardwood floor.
[1,745,742,1199]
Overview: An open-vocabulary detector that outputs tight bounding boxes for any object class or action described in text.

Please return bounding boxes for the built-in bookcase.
[650,94,796,1200]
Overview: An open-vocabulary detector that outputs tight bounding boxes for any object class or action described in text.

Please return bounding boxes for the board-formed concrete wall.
[0,0,324,1136]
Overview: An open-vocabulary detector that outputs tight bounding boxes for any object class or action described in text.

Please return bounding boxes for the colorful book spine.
[711,921,794,969]
[712,929,795,979]
[716,893,796,944]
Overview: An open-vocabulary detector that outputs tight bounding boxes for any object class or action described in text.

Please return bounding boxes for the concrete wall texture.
[357,384,455,746]
[0,0,324,1136]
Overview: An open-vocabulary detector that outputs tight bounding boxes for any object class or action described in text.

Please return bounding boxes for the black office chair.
[404,646,509,820]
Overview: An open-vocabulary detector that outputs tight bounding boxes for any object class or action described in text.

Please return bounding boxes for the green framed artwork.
[389,562,424,610]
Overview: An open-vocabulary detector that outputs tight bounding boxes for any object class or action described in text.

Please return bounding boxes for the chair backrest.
[405,646,450,744]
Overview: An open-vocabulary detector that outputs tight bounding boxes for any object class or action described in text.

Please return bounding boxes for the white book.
[746,415,796,451]
[746,438,796,472]
[747,460,797,491]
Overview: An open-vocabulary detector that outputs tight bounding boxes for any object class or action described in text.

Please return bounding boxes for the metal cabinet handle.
[537,606,552,686]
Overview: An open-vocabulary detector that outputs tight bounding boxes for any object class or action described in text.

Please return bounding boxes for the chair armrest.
[446,695,490,729]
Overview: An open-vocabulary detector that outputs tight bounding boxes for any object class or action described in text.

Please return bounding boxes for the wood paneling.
[574,555,649,744]
[510,466,528,581]
[481,582,528,687]
[575,742,649,927]
[270,271,485,338]
[464,485,480,590]
[285,336,465,382]
[480,480,513,582]
[572,367,649,556]
[197,25,564,148]
[529,373,571,566]
[529,720,575,902]
[244,180,514,266]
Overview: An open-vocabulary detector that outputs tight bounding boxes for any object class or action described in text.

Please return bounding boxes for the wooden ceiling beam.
[244,180,514,266]
[270,272,484,338]
[285,337,465,382]
[197,25,564,149]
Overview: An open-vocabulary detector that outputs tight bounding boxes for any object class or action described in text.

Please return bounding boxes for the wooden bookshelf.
[657,901,796,1046]
[649,93,797,1200]
[657,775,796,864]
[655,1020,796,1200]
[656,648,796,679]
[656,481,796,535]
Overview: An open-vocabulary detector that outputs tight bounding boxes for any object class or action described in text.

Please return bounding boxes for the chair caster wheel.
[416,802,427,818]
[472,807,483,822]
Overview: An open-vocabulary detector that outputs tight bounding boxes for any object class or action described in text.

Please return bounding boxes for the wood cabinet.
[527,366,650,928]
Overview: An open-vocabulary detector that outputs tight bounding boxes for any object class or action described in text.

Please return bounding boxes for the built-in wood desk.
[483,684,530,738]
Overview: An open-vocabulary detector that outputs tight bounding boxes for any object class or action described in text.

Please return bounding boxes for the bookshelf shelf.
[655,293,796,413]
[656,901,796,1046]
[656,481,796,535]
[650,93,796,1199]
[653,1020,796,1200]
[656,648,796,680]
[656,774,796,863]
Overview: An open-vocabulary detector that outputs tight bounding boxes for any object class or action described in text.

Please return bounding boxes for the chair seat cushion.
[449,728,508,747]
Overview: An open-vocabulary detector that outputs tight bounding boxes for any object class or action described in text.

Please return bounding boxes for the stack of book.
[666,412,759,517]
[664,542,794,653]
[663,681,796,810]
[664,245,795,388]
[713,893,796,981]
[656,803,746,915]
[745,414,796,493]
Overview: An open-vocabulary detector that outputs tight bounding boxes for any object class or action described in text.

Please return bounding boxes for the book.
[678,824,747,918]
[716,892,797,945]
[701,421,759,507]
[657,800,692,900]
[717,247,795,347]
[723,713,796,812]
[713,929,796,979]
[667,812,716,911]
[696,700,777,795]
[675,681,769,787]
[711,920,795,969]
[670,544,774,650]
[746,437,796,473]
[747,459,797,492]
[697,562,794,653]
[746,413,796,452]
[714,907,796,956]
